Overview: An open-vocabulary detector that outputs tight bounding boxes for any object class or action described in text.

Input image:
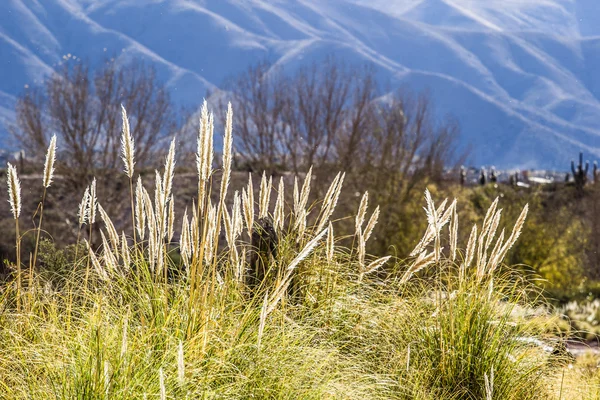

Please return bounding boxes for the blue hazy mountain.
[2,0,600,169]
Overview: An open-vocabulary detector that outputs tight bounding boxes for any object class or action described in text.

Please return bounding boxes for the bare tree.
[11,59,177,187]
[224,62,287,173]
[280,58,354,173]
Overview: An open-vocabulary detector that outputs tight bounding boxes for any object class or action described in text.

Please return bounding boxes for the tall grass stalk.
[32,134,56,275]
[120,105,137,246]
[7,162,22,310]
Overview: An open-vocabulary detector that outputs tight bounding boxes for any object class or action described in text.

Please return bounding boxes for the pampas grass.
[6,162,22,310]
[43,134,56,189]
[0,102,571,400]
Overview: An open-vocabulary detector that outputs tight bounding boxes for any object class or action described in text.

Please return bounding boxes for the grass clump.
[0,101,578,399]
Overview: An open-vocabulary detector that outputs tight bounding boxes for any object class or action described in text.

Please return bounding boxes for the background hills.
[2,0,600,169]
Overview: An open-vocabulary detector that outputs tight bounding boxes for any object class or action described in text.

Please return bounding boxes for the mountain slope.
[1,0,600,169]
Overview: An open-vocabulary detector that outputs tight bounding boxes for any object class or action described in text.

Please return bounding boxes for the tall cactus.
[571,152,589,192]
[459,166,466,186]
[489,166,497,183]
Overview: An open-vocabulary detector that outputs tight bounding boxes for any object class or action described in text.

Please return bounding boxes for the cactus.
[460,166,466,186]
[479,168,486,186]
[489,166,497,183]
[594,161,599,184]
[571,152,589,192]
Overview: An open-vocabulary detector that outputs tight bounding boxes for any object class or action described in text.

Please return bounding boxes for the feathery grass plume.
[259,172,270,219]
[154,170,165,227]
[300,166,312,211]
[135,176,146,241]
[257,290,269,350]
[163,137,176,200]
[98,204,120,254]
[316,172,345,232]
[180,209,191,267]
[268,227,328,315]
[463,224,478,271]
[177,341,185,385]
[286,227,329,272]
[296,210,307,243]
[7,162,22,310]
[424,189,447,260]
[484,209,502,251]
[292,171,310,234]
[484,228,505,277]
[43,134,57,188]
[228,193,243,271]
[78,187,90,226]
[294,167,312,224]
[34,134,58,271]
[89,178,97,224]
[410,225,434,257]
[196,100,213,183]
[503,203,528,253]
[190,202,199,258]
[273,177,285,231]
[435,198,449,218]
[479,208,502,268]
[476,198,498,267]
[223,206,233,249]
[232,191,243,237]
[482,197,499,236]
[121,231,130,270]
[411,193,453,258]
[357,230,366,272]
[207,112,214,177]
[100,231,119,274]
[156,240,165,279]
[236,248,246,284]
[450,204,458,262]
[409,189,448,257]
[243,173,254,236]
[120,105,135,178]
[159,368,166,400]
[197,108,209,176]
[143,189,157,272]
[493,204,529,271]
[363,206,380,243]
[85,239,108,281]
[204,203,217,263]
[355,191,369,235]
[364,256,392,276]
[424,189,437,229]
[167,197,175,243]
[219,102,233,205]
[400,250,436,284]
[6,163,21,219]
[326,222,334,263]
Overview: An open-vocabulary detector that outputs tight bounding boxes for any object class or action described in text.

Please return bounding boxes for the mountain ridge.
[2,0,600,169]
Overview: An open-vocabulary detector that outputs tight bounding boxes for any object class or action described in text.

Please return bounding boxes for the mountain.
[2,0,600,169]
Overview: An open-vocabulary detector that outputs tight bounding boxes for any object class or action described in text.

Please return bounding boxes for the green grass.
[0,102,597,399]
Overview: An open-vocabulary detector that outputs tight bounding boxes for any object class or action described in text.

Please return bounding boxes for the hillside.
[2,0,600,168]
